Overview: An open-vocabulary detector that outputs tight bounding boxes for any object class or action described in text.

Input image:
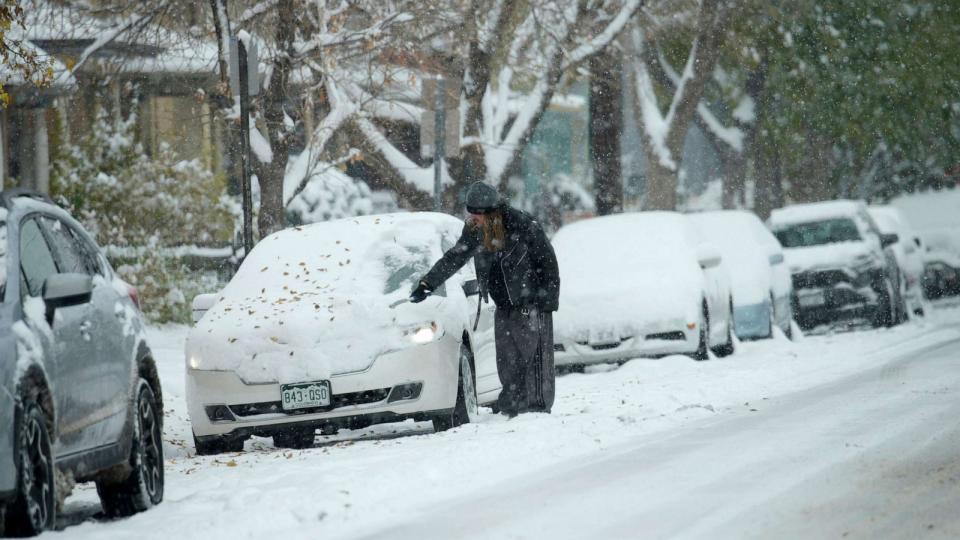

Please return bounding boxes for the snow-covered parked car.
[551,212,734,365]
[0,189,163,536]
[186,213,500,454]
[868,205,927,318]
[769,200,903,329]
[688,210,793,340]
[922,250,960,300]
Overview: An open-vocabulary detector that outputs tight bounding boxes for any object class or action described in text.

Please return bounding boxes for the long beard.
[481,212,505,252]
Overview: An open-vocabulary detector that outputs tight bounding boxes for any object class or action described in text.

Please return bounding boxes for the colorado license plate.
[280,381,331,411]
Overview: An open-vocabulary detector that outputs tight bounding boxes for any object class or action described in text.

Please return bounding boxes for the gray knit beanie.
[464,182,501,214]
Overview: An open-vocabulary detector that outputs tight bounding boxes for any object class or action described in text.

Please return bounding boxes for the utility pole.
[433,76,445,212]
[230,34,258,256]
[238,40,253,255]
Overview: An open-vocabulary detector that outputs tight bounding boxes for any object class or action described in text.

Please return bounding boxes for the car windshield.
[381,244,433,295]
[774,218,862,248]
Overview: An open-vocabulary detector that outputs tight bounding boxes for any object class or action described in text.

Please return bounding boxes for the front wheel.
[433,346,479,432]
[4,398,55,536]
[711,303,735,357]
[97,380,164,517]
[693,303,710,361]
[873,278,898,328]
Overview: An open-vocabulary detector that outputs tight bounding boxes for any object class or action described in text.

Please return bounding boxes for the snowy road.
[52,305,960,539]
[373,334,960,539]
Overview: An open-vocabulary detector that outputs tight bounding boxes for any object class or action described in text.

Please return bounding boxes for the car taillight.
[128,285,141,310]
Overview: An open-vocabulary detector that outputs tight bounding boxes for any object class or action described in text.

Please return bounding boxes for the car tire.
[273,427,316,449]
[4,396,55,536]
[193,433,245,456]
[711,300,735,357]
[96,380,164,518]
[557,364,585,375]
[433,345,479,432]
[693,302,710,361]
[873,277,897,328]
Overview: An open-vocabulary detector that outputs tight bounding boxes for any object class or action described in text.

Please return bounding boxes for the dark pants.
[494,308,555,415]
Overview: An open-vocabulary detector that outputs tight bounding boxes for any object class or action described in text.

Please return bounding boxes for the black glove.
[409,281,432,303]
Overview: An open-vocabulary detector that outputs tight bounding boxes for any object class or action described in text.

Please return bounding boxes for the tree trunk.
[753,133,782,221]
[641,0,729,211]
[590,49,623,215]
[255,0,295,238]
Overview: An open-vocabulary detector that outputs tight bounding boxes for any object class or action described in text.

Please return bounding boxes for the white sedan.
[551,212,734,365]
[185,213,500,454]
[688,210,794,339]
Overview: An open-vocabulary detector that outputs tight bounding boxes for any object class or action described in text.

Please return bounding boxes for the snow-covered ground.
[52,303,960,539]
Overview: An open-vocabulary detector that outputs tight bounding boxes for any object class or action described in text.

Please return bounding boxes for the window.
[41,217,89,275]
[19,218,58,298]
[774,218,862,248]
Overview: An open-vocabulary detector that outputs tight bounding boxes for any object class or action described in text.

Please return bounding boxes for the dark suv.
[0,190,163,535]
[769,200,903,329]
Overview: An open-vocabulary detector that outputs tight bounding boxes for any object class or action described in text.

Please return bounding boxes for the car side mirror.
[462,278,480,297]
[191,292,220,324]
[696,245,722,269]
[914,237,922,248]
[768,252,785,265]
[880,233,899,248]
[42,273,93,323]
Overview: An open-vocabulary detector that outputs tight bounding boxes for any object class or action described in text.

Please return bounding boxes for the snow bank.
[552,212,703,340]
[187,213,467,383]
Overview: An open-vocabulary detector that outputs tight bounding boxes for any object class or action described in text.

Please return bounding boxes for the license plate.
[280,381,331,411]
[799,291,826,307]
[590,328,617,345]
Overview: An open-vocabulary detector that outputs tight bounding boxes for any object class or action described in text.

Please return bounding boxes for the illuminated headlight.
[187,356,201,370]
[406,322,442,344]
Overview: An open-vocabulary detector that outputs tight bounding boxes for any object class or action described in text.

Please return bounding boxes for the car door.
[459,262,499,401]
[42,216,132,444]
[19,216,102,455]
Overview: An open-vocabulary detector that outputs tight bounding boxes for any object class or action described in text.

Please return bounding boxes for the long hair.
[476,210,506,252]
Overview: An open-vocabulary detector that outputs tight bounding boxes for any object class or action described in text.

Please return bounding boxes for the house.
[1,0,224,192]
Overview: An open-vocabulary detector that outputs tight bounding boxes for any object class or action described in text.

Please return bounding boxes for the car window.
[774,218,862,248]
[19,218,59,298]
[40,217,103,276]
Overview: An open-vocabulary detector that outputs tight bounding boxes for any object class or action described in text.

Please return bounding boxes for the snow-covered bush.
[286,160,373,224]
[51,106,235,323]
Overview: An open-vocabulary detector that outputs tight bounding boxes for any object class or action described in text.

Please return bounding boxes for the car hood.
[784,241,875,274]
[187,291,463,384]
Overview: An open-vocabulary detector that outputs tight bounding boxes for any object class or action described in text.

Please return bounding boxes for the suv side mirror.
[43,273,93,323]
[768,252,785,265]
[880,233,899,248]
[462,278,480,297]
[696,245,722,269]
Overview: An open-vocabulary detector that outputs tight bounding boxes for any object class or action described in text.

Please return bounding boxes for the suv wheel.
[96,380,164,517]
[4,397,55,536]
[273,428,315,449]
[873,278,898,328]
[433,345,479,431]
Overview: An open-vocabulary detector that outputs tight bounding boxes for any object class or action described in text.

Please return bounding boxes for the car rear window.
[774,218,862,248]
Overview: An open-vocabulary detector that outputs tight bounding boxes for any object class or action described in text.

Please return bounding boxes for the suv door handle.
[79,321,93,338]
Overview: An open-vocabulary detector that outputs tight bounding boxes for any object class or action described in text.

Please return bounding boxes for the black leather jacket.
[422,206,560,311]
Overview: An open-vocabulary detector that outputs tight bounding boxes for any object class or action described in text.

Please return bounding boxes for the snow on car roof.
[867,206,906,235]
[769,200,867,228]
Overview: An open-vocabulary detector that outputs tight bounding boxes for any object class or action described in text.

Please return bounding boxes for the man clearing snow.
[410,182,560,417]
